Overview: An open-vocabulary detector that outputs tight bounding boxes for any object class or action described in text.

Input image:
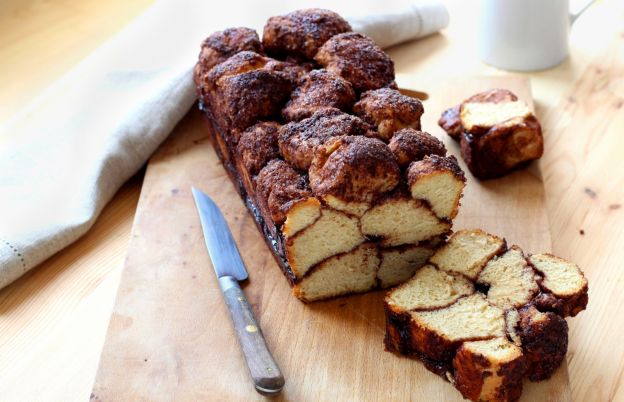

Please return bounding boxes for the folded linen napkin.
[0,0,449,289]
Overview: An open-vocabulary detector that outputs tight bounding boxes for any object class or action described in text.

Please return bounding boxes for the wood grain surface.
[92,77,571,401]
[1,1,623,401]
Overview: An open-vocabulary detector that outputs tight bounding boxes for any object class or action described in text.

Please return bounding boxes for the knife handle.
[218,276,285,395]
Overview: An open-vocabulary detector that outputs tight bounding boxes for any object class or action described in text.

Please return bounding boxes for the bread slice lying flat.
[385,229,588,402]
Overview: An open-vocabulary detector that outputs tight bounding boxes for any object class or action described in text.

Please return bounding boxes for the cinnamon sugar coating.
[517,306,568,381]
[278,108,374,170]
[193,27,263,88]
[255,159,312,224]
[407,155,465,184]
[354,88,424,140]
[459,115,543,179]
[389,129,447,168]
[309,135,401,203]
[282,69,356,121]
[200,51,293,137]
[263,9,351,60]
[315,32,395,93]
[236,122,281,175]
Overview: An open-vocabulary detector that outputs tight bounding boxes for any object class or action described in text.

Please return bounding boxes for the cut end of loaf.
[361,197,451,247]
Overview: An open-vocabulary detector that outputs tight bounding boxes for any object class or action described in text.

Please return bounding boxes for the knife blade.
[191,187,285,395]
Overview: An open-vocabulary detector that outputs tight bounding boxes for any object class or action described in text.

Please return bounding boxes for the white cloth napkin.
[0,0,449,289]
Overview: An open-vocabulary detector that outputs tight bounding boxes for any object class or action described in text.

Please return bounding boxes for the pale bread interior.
[361,199,450,247]
[460,101,531,131]
[529,253,587,297]
[477,247,539,309]
[430,230,505,279]
[410,293,506,342]
[282,197,321,238]
[410,171,464,219]
[461,337,523,362]
[322,194,370,217]
[286,208,364,278]
[294,243,379,302]
[387,265,474,310]
[378,246,435,289]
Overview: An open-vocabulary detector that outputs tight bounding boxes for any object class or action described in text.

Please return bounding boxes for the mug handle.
[570,0,597,24]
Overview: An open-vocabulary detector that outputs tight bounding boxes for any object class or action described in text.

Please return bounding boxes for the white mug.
[477,0,595,71]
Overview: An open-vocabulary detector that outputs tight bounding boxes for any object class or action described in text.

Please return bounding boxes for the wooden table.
[1,1,622,401]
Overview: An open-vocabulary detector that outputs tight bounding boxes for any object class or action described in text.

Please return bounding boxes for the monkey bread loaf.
[384,229,588,402]
[438,89,544,180]
[194,9,467,302]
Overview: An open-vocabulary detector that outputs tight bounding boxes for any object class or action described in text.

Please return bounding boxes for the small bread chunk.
[360,197,451,247]
[389,129,447,168]
[430,230,506,280]
[353,88,424,140]
[438,89,543,179]
[528,253,589,317]
[408,155,466,220]
[236,121,281,175]
[203,52,293,136]
[282,69,356,121]
[384,228,588,402]
[477,247,539,309]
[438,89,518,140]
[517,306,568,381]
[278,108,374,170]
[315,32,395,93]
[193,27,263,88]
[255,159,312,225]
[285,207,364,278]
[452,338,525,402]
[262,9,352,60]
[293,243,379,302]
[309,136,401,204]
[378,246,436,289]
[386,265,474,311]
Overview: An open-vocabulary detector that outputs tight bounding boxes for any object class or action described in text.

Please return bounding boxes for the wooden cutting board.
[92,76,571,401]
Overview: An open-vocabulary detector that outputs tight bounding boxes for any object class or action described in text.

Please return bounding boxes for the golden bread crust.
[262,9,351,60]
[315,32,395,93]
[353,88,424,140]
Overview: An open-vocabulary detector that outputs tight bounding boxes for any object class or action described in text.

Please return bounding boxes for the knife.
[191,187,285,395]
